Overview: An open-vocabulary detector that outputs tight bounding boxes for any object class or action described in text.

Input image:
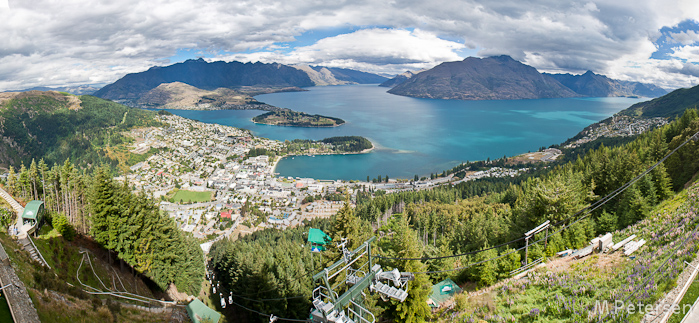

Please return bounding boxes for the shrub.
[52,213,76,241]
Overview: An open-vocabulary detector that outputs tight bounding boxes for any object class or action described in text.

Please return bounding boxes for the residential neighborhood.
[564,115,668,148]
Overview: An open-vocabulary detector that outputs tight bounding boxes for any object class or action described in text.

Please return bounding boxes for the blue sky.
[0,0,697,91]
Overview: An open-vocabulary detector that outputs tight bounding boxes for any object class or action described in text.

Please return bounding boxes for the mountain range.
[93,59,387,108]
[293,65,387,85]
[90,56,670,107]
[383,56,667,100]
[544,71,667,98]
[93,58,315,105]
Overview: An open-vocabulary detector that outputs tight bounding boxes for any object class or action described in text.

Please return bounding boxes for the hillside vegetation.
[0,91,160,169]
[0,227,186,322]
[5,163,205,296]
[620,84,699,119]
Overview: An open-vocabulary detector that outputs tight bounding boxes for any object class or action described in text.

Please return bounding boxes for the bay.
[164,85,644,180]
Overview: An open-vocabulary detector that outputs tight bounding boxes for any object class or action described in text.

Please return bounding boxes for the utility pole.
[524,220,550,266]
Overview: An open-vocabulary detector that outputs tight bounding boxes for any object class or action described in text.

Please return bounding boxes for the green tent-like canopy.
[308,228,331,252]
[428,278,463,308]
[22,200,44,221]
[186,299,221,323]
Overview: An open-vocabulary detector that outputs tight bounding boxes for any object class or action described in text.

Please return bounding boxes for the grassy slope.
[0,225,184,322]
[444,183,699,322]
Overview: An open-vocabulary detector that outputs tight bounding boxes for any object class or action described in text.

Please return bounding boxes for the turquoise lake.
[165,85,645,180]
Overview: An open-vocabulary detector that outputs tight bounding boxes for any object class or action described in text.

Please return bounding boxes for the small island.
[252,110,345,127]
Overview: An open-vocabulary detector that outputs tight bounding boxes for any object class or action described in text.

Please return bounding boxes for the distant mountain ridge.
[94,59,388,107]
[544,70,667,98]
[8,85,99,95]
[384,56,668,100]
[308,66,387,84]
[387,55,579,100]
[94,58,315,103]
[379,70,421,88]
[292,65,387,85]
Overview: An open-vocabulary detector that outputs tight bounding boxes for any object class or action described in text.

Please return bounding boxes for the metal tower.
[310,237,414,323]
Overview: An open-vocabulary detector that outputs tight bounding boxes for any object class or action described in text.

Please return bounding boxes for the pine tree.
[38,159,48,201]
[597,210,618,234]
[89,165,120,262]
[331,197,362,249]
[7,166,16,195]
[18,163,28,198]
[28,159,38,200]
[473,244,498,287]
[391,216,430,323]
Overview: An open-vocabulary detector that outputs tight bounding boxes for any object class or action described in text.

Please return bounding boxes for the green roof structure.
[22,200,44,221]
[308,228,332,252]
[428,278,463,308]
[186,298,221,323]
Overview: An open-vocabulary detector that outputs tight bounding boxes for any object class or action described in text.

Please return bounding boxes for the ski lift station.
[20,200,44,236]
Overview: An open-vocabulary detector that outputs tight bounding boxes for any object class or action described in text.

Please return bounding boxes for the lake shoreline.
[165,85,644,180]
[251,118,343,128]
[272,142,375,175]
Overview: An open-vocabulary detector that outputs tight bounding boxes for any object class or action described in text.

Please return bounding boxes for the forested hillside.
[620,84,699,119]
[0,91,160,169]
[209,108,699,322]
[4,162,205,295]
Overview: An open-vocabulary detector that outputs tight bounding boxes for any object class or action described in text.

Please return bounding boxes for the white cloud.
[218,29,465,74]
[669,45,699,62]
[669,30,699,45]
[0,0,698,90]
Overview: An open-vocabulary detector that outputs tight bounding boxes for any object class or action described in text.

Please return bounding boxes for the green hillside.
[0,91,160,169]
[620,84,699,119]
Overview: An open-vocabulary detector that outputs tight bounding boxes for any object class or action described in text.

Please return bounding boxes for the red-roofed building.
[220,211,232,219]
[295,182,305,188]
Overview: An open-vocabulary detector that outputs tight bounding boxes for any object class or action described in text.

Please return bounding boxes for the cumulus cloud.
[669,30,699,45]
[669,45,699,62]
[219,28,465,73]
[0,0,698,90]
